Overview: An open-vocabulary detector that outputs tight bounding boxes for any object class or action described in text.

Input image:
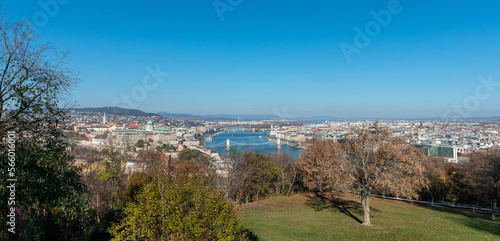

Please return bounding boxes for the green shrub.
[110,173,246,240]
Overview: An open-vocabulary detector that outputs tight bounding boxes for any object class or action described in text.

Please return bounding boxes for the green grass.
[237,194,500,241]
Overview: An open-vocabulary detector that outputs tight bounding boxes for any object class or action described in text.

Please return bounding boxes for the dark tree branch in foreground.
[0,15,83,240]
[0,15,77,134]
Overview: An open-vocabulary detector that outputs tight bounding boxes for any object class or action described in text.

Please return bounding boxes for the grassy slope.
[237,194,500,241]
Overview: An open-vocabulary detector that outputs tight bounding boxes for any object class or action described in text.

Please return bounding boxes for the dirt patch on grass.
[237,196,292,211]
[237,194,310,212]
[237,200,270,211]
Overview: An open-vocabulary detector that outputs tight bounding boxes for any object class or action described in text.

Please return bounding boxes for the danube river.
[204,129,302,159]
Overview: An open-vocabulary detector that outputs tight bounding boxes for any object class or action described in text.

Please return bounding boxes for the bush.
[110,172,246,240]
[135,140,144,148]
[124,172,151,202]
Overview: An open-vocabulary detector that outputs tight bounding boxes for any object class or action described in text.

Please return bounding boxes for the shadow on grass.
[457,215,500,236]
[243,228,259,241]
[305,194,366,224]
[418,204,500,236]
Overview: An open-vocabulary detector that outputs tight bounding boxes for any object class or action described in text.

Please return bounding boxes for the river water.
[204,129,302,159]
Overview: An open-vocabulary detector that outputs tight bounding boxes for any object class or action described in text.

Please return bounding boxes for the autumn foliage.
[298,125,428,226]
[468,148,500,221]
[296,140,343,197]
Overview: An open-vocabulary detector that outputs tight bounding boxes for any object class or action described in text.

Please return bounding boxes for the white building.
[91,135,107,145]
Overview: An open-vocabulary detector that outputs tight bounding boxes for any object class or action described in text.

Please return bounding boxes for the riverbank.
[201,128,229,142]
[204,129,303,159]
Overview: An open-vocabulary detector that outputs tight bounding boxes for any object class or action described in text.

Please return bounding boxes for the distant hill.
[72,107,160,117]
[73,108,499,121]
[157,112,300,121]
[465,117,500,121]
[204,114,284,121]
[157,112,205,120]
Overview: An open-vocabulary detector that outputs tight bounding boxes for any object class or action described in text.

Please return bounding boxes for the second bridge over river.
[207,138,282,152]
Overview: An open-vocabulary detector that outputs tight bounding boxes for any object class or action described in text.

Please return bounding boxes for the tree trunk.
[317,181,324,199]
[0,96,4,118]
[361,195,372,226]
[281,173,286,195]
[492,181,498,221]
[287,172,296,196]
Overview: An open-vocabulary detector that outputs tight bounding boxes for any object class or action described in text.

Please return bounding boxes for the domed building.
[107,120,176,149]
[146,120,154,131]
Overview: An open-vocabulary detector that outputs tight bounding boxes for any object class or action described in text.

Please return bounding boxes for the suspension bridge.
[206,138,282,151]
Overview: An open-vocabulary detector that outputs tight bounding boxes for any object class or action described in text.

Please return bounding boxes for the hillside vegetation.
[238,194,500,241]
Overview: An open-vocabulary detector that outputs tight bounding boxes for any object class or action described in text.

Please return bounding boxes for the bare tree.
[222,150,279,204]
[421,156,449,204]
[137,149,164,174]
[338,126,428,226]
[220,157,253,203]
[297,139,345,198]
[271,151,297,196]
[469,148,500,221]
[298,126,429,226]
[0,16,83,240]
[0,16,77,133]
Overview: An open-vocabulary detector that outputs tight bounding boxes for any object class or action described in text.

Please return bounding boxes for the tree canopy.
[298,126,428,226]
[0,16,85,240]
[469,148,500,221]
[110,167,246,240]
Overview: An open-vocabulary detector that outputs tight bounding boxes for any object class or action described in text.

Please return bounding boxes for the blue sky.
[2,0,500,119]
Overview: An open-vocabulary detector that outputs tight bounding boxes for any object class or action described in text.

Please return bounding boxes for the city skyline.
[2,1,500,118]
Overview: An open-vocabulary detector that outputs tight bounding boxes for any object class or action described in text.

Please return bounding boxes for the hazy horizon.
[73,106,500,121]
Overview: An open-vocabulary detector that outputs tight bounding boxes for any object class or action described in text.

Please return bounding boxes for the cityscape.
[64,107,500,174]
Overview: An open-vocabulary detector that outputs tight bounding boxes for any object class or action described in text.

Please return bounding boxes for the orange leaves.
[297,140,345,195]
[300,126,428,201]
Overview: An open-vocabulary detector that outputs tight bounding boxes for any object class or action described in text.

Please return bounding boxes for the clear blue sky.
[2,0,500,119]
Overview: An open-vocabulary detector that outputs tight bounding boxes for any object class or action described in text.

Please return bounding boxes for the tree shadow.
[305,194,366,224]
[417,204,500,236]
[243,228,259,241]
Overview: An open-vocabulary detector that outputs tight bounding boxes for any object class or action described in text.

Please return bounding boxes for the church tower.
[417,122,425,141]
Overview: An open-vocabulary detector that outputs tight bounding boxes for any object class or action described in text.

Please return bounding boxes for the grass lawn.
[237,193,500,241]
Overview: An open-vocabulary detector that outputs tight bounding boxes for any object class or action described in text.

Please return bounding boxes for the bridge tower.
[276,138,281,150]
[226,139,230,154]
